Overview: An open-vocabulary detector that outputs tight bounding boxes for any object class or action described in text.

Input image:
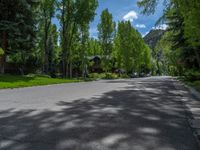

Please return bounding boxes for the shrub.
[89,73,131,79]
[0,47,4,56]
[88,73,103,79]
[26,74,51,78]
[184,70,200,81]
[120,74,129,78]
[102,73,119,79]
[193,81,200,92]
[89,73,120,79]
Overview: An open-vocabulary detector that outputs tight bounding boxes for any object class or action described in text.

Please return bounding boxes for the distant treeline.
[0,0,152,78]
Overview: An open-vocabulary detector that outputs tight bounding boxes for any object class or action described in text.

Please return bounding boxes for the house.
[87,55,102,73]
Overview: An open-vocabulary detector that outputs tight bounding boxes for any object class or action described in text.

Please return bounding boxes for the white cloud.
[135,24,146,28]
[123,10,138,22]
[152,24,168,30]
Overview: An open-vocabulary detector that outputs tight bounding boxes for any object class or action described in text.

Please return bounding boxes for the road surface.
[0,77,199,150]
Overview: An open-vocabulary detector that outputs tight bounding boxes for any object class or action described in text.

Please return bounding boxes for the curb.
[181,82,200,148]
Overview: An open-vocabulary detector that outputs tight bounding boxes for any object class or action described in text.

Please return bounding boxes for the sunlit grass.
[0,74,81,89]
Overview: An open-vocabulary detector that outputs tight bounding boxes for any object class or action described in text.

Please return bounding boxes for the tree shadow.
[0,79,199,150]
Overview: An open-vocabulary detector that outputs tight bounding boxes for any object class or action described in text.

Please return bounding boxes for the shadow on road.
[0,79,198,150]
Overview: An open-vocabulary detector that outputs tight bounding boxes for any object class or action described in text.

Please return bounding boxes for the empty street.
[0,77,199,150]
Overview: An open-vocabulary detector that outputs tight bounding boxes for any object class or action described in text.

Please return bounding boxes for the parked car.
[146,73,151,77]
[130,72,139,78]
[139,72,146,77]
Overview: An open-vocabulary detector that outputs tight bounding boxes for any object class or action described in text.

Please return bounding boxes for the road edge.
[174,78,200,148]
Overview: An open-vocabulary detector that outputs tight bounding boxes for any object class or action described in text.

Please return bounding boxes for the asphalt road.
[0,77,199,150]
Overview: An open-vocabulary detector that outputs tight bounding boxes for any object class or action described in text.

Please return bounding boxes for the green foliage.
[0,0,37,73]
[1,0,156,78]
[164,4,200,74]
[89,73,102,79]
[0,0,36,51]
[119,74,129,79]
[38,0,57,74]
[2,0,200,80]
[188,81,200,92]
[114,21,152,73]
[88,38,102,56]
[103,73,119,79]
[98,9,115,72]
[89,73,119,79]
[58,0,98,78]
[138,0,200,76]
[117,21,134,72]
[184,70,200,82]
[175,0,200,47]
[137,0,159,15]
[0,48,4,56]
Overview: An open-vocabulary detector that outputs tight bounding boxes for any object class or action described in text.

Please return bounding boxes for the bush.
[0,47,4,56]
[26,74,51,78]
[192,81,200,92]
[89,73,120,79]
[184,70,200,81]
[88,73,103,79]
[102,73,119,79]
[120,74,129,78]
[89,73,131,79]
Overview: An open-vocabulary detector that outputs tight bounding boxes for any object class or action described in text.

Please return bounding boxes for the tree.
[46,25,59,77]
[98,9,115,72]
[88,38,102,56]
[175,0,200,68]
[117,21,133,72]
[38,0,56,74]
[58,0,98,78]
[79,24,89,78]
[0,0,37,74]
[58,0,74,78]
[74,0,98,78]
[137,0,200,72]
[114,21,151,73]
[137,0,200,48]
[155,30,188,76]
[174,0,200,47]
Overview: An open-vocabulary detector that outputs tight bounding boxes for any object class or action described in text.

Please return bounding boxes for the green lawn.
[0,74,81,89]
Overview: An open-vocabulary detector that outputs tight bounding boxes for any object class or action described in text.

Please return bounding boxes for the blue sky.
[89,0,165,38]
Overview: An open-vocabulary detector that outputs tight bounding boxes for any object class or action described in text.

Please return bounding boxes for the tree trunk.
[66,63,69,78]
[69,62,72,78]
[44,25,49,74]
[156,60,160,76]
[194,48,200,69]
[62,58,66,78]
[0,55,6,74]
[0,31,7,74]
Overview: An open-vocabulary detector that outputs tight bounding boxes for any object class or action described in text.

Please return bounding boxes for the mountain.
[143,29,165,50]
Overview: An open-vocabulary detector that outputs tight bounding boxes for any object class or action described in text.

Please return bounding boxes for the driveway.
[0,77,199,150]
